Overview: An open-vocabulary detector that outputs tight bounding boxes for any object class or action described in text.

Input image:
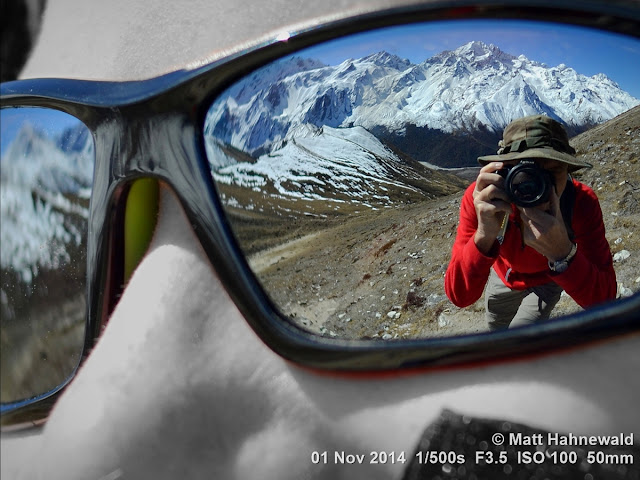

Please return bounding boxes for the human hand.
[518,186,573,261]
[472,162,513,254]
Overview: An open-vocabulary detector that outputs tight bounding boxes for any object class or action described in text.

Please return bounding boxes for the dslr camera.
[497,160,555,207]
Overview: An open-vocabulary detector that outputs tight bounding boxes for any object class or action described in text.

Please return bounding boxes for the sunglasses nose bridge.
[87,112,183,332]
[117,114,196,283]
[111,108,233,269]
[127,108,261,304]
[115,110,196,179]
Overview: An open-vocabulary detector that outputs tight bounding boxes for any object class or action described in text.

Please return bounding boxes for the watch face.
[555,262,569,273]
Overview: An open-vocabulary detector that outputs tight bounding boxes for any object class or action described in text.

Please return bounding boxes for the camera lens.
[504,162,553,207]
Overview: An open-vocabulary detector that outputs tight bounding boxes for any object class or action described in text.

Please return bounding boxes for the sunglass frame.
[2,0,640,429]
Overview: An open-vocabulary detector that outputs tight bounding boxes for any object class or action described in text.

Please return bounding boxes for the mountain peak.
[361,51,412,70]
[457,40,496,54]
[8,122,51,160]
[455,41,516,65]
[206,40,639,162]
[426,41,515,72]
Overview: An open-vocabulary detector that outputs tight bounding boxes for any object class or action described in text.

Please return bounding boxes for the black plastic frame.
[2,0,640,428]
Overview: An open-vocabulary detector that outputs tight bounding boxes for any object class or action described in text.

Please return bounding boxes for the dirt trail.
[249,232,321,274]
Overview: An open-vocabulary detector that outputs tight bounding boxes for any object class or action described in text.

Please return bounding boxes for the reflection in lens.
[0,107,93,404]
[512,173,539,198]
[204,20,640,340]
[508,165,551,207]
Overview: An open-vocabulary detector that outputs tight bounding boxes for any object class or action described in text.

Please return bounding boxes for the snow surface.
[0,121,93,285]
[211,124,431,204]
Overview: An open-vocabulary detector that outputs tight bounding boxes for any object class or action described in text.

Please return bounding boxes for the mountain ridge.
[205,40,639,167]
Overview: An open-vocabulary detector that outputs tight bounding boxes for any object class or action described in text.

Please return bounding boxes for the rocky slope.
[250,106,640,339]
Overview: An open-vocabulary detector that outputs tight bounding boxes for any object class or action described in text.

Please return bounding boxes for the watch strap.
[548,242,578,273]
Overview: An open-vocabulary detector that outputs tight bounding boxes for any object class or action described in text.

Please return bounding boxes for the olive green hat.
[478,115,592,172]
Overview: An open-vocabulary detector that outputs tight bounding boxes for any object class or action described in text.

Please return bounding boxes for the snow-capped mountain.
[205,41,639,167]
[418,41,637,132]
[210,124,462,208]
[1,122,93,285]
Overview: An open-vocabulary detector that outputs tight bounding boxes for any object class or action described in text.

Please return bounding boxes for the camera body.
[497,160,555,207]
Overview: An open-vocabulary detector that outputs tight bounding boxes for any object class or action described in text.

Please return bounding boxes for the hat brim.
[478,147,592,172]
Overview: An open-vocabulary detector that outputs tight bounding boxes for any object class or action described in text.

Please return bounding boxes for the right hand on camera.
[472,162,513,255]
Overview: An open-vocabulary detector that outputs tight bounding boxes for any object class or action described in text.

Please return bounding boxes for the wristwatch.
[548,243,578,273]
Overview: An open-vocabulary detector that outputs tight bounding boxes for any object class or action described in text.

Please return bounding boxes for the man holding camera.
[445,115,617,330]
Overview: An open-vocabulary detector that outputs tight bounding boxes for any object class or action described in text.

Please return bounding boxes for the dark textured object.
[403,410,639,480]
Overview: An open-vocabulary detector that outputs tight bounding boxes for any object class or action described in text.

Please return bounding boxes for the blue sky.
[302,19,640,98]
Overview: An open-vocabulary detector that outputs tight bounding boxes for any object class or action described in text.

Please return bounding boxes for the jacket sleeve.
[550,183,617,308]
[444,183,497,307]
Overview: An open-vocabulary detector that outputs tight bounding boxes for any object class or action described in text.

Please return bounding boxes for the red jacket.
[445,179,617,308]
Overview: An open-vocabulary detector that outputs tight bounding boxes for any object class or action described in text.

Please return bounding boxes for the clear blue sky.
[302,19,640,99]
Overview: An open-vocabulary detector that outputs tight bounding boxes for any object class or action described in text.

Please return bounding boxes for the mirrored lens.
[508,166,550,206]
[512,174,541,198]
[0,107,94,404]
[204,20,640,340]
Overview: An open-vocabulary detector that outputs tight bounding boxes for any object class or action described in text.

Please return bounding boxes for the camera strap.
[559,178,576,242]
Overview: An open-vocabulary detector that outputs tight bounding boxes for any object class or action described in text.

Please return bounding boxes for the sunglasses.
[2,1,640,429]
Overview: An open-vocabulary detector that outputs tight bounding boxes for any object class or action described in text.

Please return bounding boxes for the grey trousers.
[485,268,563,330]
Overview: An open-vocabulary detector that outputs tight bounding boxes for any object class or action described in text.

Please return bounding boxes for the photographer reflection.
[445,115,616,329]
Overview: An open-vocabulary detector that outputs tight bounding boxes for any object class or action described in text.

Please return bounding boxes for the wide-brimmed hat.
[478,115,592,172]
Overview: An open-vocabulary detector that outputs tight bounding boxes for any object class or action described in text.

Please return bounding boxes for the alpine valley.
[204,41,638,254]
